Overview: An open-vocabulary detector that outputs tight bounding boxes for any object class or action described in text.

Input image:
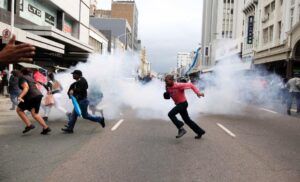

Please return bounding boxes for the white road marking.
[259,108,278,114]
[217,123,236,138]
[111,119,124,131]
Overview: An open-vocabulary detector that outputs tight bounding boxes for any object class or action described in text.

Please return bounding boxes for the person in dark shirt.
[8,70,21,110]
[61,70,105,133]
[16,68,51,135]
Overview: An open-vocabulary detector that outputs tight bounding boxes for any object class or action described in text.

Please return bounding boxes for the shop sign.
[247,16,254,44]
[28,4,41,17]
[45,12,55,25]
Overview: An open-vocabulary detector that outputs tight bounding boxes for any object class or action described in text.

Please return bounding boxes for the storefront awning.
[0,22,64,54]
[18,25,94,53]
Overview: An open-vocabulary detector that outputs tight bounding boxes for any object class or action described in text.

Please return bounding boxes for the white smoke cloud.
[48,41,283,122]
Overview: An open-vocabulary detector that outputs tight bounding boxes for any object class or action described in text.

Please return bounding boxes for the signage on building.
[28,4,41,17]
[2,28,11,43]
[45,12,55,25]
[247,16,254,44]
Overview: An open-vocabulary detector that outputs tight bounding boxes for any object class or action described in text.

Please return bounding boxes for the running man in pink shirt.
[164,75,206,139]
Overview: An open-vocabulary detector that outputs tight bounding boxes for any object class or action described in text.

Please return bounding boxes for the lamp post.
[115,32,131,50]
[9,0,15,74]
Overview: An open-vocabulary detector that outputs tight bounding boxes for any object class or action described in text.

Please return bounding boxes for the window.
[265,5,270,16]
[263,28,268,44]
[0,0,8,10]
[291,0,295,5]
[271,1,275,12]
[269,25,274,42]
[278,21,282,40]
[19,0,23,11]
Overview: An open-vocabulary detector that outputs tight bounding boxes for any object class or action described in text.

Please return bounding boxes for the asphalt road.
[0,100,300,182]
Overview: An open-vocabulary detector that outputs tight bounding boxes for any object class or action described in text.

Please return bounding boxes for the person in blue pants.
[61,70,105,133]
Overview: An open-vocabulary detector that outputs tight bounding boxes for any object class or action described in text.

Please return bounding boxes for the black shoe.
[9,107,15,110]
[176,128,187,138]
[42,116,48,122]
[195,131,206,139]
[287,110,291,115]
[61,128,74,133]
[41,127,51,135]
[98,117,105,128]
[22,124,35,133]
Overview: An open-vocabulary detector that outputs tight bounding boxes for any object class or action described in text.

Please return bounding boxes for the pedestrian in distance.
[88,84,104,116]
[164,74,206,139]
[8,70,21,110]
[286,76,300,115]
[16,68,51,135]
[61,70,105,133]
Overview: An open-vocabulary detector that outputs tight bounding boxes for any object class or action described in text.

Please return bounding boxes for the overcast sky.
[97,0,203,73]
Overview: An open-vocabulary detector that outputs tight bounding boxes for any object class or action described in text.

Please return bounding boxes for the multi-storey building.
[177,52,192,77]
[0,0,107,69]
[90,17,132,51]
[243,0,300,77]
[177,52,192,69]
[201,0,244,70]
[111,0,140,50]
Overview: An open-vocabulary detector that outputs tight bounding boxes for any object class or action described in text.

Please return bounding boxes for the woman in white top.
[42,72,68,121]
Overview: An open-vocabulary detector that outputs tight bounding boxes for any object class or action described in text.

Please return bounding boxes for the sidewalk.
[0,95,11,111]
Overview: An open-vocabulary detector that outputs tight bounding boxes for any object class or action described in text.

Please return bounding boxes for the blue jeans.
[67,99,102,130]
[287,92,300,111]
[10,92,19,109]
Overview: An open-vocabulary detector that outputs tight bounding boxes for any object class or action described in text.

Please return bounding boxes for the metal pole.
[9,0,15,74]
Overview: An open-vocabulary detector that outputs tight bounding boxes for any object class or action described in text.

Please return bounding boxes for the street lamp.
[115,32,131,50]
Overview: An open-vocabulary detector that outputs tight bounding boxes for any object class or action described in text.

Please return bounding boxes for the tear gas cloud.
[195,39,283,115]
[49,41,283,121]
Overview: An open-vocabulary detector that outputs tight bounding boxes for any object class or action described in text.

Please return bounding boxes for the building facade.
[201,0,245,70]
[0,0,107,69]
[242,0,300,77]
[111,0,139,50]
[90,17,132,51]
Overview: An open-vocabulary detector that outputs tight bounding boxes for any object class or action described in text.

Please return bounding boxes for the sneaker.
[61,128,74,133]
[41,127,51,135]
[195,131,206,139]
[176,128,187,138]
[42,116,48,122]
[9,107,15,110]
[287,110,291,115]
[98,117,105,128]
[22,124,35,133]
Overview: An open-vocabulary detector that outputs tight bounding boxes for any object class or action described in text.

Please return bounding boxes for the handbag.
[44,94,55,106]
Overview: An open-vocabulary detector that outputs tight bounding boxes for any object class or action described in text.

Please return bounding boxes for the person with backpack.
[16,68,51,135]
[164,74,205,139]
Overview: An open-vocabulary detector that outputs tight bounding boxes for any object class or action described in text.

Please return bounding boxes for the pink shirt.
[167,82,201,104]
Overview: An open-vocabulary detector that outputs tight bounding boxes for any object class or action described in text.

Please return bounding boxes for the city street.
[0,97,300,182]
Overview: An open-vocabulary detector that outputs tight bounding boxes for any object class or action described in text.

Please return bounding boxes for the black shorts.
[18,96,43,113]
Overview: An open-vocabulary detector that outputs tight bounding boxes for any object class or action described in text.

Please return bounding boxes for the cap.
[71,70,82,76]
